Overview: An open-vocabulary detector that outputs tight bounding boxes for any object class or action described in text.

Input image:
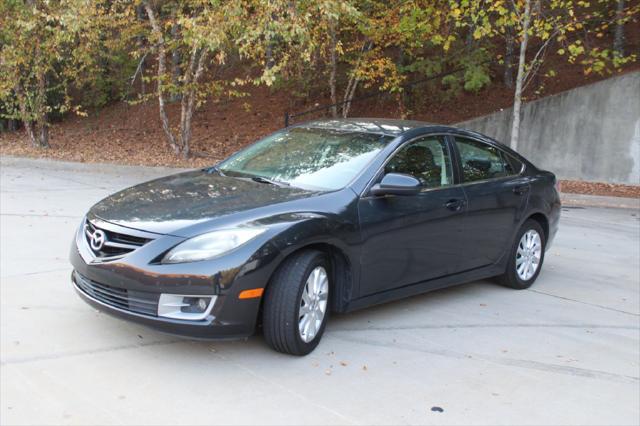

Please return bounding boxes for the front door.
[357,135,467,298]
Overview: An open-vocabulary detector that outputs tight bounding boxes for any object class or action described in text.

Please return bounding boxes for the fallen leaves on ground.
[559,180,639,199]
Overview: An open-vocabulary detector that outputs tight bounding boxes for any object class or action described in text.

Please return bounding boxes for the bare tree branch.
[129,52,148,86]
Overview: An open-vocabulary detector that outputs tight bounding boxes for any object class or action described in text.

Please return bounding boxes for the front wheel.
[263,250,330,356]
[498,219,546,289]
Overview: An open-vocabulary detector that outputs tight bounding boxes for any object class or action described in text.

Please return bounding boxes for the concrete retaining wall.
[458,71,640,184]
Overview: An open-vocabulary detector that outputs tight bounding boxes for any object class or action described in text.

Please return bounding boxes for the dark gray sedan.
[70,119,560,355]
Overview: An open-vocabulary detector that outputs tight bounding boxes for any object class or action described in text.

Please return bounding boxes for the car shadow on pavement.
[123,279,497,359]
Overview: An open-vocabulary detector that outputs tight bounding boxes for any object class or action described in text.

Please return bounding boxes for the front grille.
[74,271,159,316]
[84,220,152,260]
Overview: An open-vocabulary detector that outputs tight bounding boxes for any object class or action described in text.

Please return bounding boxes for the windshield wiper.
[203,165,225,176]
[251,176,290,187]
[206,168,290,187]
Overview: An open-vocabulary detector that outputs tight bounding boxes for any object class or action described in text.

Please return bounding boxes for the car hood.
[89,170,318,235]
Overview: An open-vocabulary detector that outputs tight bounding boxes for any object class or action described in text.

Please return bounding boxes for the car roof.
[295,118,445,136]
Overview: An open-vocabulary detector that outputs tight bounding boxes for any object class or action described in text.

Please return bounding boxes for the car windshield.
[218,127,393,190]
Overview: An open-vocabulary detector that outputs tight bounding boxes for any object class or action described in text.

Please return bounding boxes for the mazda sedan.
[70,119,560,355]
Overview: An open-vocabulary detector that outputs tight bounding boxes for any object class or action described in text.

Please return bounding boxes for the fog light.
[198,298,208,311]
[158,294,216,320]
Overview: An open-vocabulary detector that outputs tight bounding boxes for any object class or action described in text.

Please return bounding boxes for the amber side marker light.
[238,288,264,299]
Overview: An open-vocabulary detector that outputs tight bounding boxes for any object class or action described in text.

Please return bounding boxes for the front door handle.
[444,199,465,211]
[513,185,530,195]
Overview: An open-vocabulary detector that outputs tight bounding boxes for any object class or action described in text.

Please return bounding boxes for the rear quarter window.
[501,151,524,175]
[455,137,516,182]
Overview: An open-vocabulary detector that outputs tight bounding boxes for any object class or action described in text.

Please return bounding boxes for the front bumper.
[70,218,282,339]
[72,271,255,339]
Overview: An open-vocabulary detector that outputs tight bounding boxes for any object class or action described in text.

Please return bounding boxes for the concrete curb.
[560,193,640,210]
[0,155,190,174]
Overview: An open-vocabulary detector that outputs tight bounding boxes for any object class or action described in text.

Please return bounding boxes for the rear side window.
[454,137,517,182]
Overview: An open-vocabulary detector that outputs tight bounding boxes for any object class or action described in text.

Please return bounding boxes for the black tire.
[263,250,330,356]
[498,219,546,289]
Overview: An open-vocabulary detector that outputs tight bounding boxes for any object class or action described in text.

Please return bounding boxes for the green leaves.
[2,0,637,151]
[1,0,99,120]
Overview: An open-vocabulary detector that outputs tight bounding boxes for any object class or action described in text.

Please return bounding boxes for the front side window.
[219,127,393,190]
[385,136,453,188]
[455,137,516,182]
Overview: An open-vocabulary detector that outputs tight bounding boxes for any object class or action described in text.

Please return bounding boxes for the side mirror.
[370,173,421,196]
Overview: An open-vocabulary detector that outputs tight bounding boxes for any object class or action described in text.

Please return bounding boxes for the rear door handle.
[513,185,530,195]
[445,199,465,211]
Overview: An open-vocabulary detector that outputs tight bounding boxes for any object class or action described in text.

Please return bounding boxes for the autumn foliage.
[0,0,637,156]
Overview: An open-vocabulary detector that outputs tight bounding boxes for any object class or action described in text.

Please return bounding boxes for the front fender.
[250,209,361,312]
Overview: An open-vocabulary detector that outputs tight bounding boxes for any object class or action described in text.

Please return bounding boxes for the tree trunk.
[7,119,18,132]
[35,70,50,148]
[613,0,625,57]
[341,41,371,118]
[170,7,182,102]
[179,49,207,159]
[510,0,531,151]
[329,20,338,118]
[179,47,198,151]
[265,2,277,71]
[37,122,49,148]
[136,4,147,96]
[465,21,475,52]
[504,27,514,88]
[342,74,359,118]
[14,84,38,146]
[22,120,37,146]
[396,92,407,119]
[144,1,180,154]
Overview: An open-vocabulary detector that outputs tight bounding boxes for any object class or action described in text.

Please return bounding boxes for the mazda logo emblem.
[90,229,106,251]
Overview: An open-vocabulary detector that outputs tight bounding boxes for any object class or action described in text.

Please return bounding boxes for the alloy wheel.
[516,230,542,281]
[298,266,329,343]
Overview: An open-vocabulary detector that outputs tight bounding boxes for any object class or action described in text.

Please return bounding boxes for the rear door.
[452,136,530,271]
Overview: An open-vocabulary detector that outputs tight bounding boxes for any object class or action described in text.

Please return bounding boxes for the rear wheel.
[498,219,545,289]
[263,250,330,356]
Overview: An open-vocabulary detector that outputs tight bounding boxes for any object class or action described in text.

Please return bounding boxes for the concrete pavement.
[1,157,639,425]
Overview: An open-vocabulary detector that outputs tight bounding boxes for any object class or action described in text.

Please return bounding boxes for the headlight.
[161,227,266,264]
